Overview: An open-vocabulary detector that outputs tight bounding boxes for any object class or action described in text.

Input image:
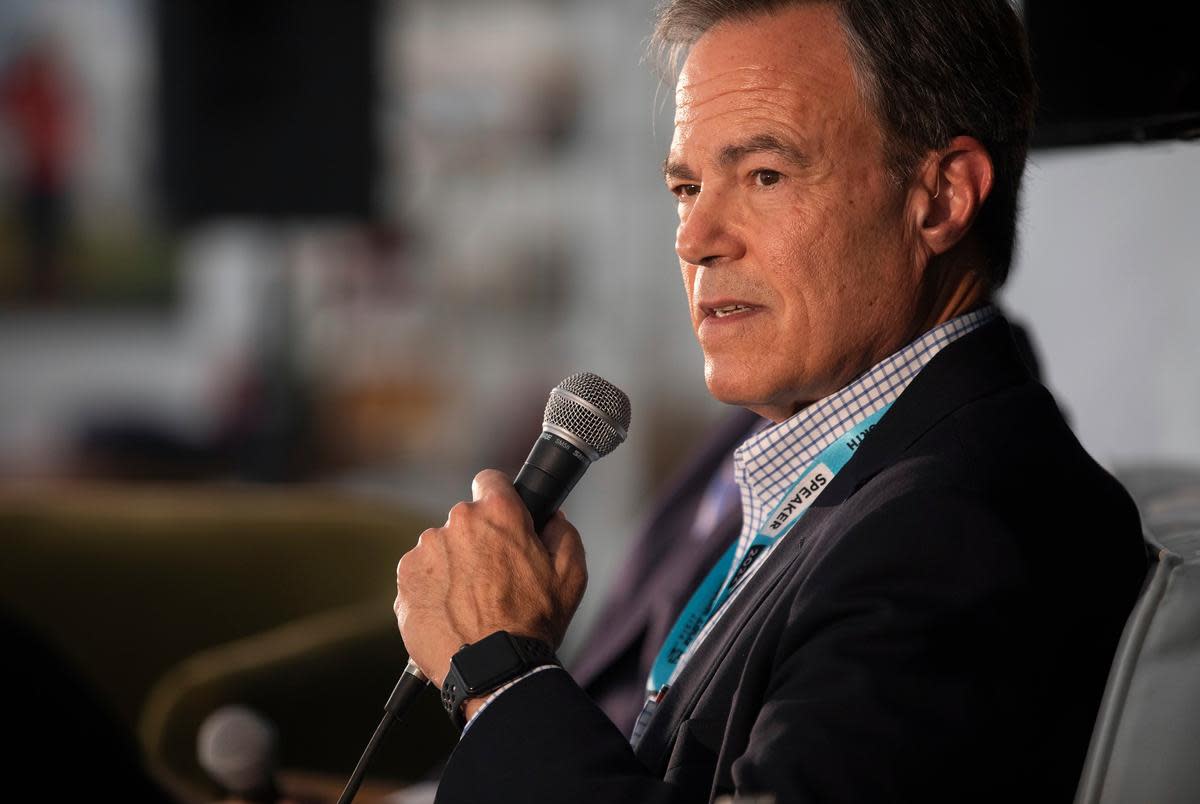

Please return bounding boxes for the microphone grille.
[196,705,277,796]
[544,372,631,458]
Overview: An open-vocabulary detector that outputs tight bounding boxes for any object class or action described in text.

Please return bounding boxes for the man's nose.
[675,189,744,266]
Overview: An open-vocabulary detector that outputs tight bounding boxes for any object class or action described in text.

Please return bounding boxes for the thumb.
[471,468,514,501]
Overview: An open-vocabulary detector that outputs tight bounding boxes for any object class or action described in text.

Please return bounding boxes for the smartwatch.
[441,630,560,729]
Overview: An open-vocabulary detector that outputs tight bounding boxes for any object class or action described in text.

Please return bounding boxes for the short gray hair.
[651,0,1036,289]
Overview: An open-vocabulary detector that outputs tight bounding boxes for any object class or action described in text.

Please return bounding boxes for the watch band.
[509,634,558,666]
[441,631,560,730]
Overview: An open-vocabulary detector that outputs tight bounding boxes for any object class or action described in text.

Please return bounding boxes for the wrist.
[440,630,560,730]
[461,697,487,722]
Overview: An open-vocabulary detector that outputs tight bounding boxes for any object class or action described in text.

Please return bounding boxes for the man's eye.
[753,169,782,187]
[671,184,701,199]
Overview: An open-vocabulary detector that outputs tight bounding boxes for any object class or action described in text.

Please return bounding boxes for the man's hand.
[393,469,588,688]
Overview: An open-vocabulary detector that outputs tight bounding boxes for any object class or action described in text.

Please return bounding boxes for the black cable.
[337,660,429,804]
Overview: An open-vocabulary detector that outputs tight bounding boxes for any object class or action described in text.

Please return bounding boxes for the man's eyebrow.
[662,134,810,182]
[719,134,810,168]
[663,157,696,182]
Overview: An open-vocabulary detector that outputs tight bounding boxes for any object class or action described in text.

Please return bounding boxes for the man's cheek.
[680,268,700,326]
[680,261,695,293]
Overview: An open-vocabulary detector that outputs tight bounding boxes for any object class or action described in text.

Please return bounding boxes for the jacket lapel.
[633,500,839,770]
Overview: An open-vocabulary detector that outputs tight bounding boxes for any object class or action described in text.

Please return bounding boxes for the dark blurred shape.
[76,419,234,481]
[74,365,317,483]
[157,0,379,223]
[1026,1,1200,147]
[1,606,174,803]
[0,483,449,798]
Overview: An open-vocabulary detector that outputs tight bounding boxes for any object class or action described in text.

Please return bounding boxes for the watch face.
[454,632,524,694]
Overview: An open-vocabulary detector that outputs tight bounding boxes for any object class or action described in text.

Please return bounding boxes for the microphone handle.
[513,432,592,532]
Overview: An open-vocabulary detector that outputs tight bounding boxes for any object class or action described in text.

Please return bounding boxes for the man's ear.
[910,135,994,259]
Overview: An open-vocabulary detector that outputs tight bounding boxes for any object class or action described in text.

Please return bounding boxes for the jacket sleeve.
[435,666,681,804]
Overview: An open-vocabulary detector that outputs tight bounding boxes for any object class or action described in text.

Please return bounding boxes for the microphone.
[337,372,631,804]
[197,705,281,803]
[514,371,632,532]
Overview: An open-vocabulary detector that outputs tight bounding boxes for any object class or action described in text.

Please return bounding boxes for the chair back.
[1076,465,1200,804]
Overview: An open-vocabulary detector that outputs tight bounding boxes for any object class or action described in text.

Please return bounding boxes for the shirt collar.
[733,305,999,535]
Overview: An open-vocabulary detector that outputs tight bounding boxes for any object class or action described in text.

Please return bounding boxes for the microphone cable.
[337,660,428,804]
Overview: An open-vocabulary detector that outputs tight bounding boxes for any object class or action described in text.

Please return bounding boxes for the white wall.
[1001,141,1200,467]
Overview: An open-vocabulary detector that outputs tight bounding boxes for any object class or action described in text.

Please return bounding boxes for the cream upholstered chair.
[1075,465,1200,804]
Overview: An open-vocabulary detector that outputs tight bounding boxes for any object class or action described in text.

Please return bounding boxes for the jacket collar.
[822,313,1033,504]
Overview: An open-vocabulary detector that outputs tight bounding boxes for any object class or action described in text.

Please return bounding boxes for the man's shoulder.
[904,374,1132,515]
[802,373,1143,595]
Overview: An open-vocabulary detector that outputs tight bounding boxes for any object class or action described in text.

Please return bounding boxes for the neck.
[755,267,991,424]
[909,259,991,343]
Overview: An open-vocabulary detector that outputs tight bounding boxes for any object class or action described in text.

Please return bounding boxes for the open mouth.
[707,304,755,318]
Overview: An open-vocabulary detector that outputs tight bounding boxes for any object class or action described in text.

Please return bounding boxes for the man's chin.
[703,364,748,406]
[703,366,809,423]
[704,370,784,422]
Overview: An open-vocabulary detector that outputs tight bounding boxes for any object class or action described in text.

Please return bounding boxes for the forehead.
[672,5,868,151]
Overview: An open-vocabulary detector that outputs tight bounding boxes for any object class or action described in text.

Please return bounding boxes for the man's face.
[668,5,926,421]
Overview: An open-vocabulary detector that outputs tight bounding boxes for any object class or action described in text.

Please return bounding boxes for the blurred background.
[0,0,1196,800]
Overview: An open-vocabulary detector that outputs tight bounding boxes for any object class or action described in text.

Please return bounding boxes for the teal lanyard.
[645,404,892,694]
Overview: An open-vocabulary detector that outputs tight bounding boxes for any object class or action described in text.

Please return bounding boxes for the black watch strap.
[441,631,560,730]
[509,634,558,666]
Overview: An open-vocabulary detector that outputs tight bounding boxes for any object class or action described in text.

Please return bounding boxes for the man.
[393,2,1146,802]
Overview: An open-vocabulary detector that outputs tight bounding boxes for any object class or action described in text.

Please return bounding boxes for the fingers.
[540,510,581,559]
[463,470,582,583]
[541,510,588,598]
[395,470,588,662]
